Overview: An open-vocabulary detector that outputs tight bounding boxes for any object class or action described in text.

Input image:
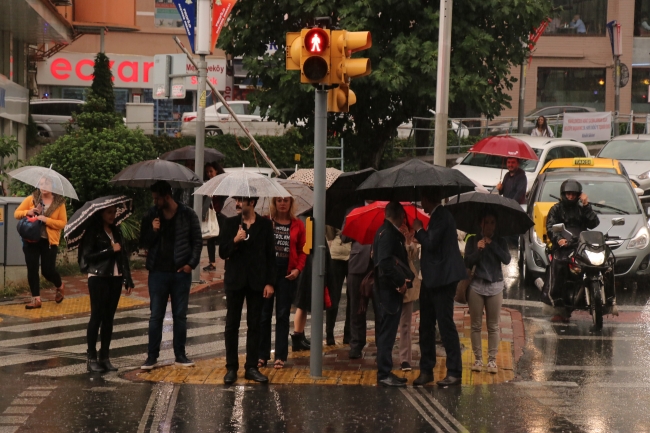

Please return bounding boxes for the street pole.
[310,87,327,377]
[192,55,207,283]
[517,60,526,133]
[100,28,105,53]
[433,0,453,167]
[614,55,621,137]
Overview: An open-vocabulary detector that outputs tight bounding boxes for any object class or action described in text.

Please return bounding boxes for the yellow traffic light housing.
[327,84,356,113]
[330,30,372,84]
[286,32,302,71]
[303,217,313,254]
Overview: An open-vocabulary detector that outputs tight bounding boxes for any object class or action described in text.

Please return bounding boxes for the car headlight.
[585,250,605,266]
[638,170,650,180]
[628,226,650,250]
[532,230,545,247]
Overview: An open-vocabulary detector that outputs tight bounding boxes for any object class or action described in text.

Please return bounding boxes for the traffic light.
[303,217,313,254]
[327,84,356,113]
[285,28,331,84]
[330,30,372,85]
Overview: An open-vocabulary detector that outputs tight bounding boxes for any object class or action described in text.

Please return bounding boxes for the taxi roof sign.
[573,157,594,166]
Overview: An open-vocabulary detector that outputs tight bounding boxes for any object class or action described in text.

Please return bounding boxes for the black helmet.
[560,179,582,205]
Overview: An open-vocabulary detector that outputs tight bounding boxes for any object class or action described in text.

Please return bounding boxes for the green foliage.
[69,93,123,133]
[90,52,115,113]
[0,135,23,189]
[218,0,552,168]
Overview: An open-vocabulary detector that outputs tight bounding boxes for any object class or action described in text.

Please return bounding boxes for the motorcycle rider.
[536,179,599,322]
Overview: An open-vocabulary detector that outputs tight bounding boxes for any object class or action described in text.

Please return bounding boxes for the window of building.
[631,68,650,112]
[536,68,606,111]
[635,0,650,36]
[154,0,183,28]
[544,0,608,36]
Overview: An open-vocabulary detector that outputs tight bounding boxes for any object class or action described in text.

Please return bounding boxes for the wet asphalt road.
[2,256,650,432]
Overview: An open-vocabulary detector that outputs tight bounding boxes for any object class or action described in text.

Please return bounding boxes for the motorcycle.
[546,217,624,330]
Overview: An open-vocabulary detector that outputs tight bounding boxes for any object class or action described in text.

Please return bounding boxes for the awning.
[0,0,73,45]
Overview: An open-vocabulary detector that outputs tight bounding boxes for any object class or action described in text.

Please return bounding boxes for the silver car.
[597,134,650,199]
[520,171,650,285]
[489,106,596,135]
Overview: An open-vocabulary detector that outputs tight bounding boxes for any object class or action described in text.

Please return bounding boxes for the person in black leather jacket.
[540,179,599,321]
[79,205,135,373]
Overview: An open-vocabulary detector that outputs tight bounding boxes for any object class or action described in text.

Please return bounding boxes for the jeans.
[23,238,61,297]
[147,271,192,359]
[259,275,295,362]
[326,259,350,340]
[419,282,462,378]
[225,285,264,371]
[87,276,122,358]
[468,287,503,361]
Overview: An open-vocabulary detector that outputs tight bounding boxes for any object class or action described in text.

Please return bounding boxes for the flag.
[211,0,237,52]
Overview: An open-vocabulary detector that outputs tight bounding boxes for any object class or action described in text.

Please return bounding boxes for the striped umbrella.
[64,195,134,250]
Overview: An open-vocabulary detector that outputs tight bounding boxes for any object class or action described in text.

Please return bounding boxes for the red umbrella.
[468,136,539,160]
[342,202,430,245]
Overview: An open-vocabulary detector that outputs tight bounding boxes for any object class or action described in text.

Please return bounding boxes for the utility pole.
[517,61,526,133]
[433,0,453,167]
[310,87,327,377]
[614,55,621,137]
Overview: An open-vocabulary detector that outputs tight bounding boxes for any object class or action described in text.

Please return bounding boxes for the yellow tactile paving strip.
[133,337,514,386]
[0,295,146,319]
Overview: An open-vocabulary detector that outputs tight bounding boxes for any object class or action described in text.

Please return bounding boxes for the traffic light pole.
[433,0,453,167]
[614,55,620,137]
[310,87,327,377]
[192,55,208,284]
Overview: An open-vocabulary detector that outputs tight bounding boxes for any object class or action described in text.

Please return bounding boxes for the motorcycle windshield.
[579,231,605,250]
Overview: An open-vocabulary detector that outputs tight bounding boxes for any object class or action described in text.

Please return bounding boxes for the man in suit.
[219,196,276,384]
[412,190,467,387]
[341,203,375,359]
[373,202,411,387]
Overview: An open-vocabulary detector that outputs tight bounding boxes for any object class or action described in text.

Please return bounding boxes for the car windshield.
[460,148,543,173]
[599,140,650,161]
[539,180,640,214]
[544,167,618,174]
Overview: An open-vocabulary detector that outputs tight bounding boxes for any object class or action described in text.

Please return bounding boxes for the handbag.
[17,216,43,243]
[454,266,476,304]
[201,206,220,239]
[324,286,332,309]
[358,269,375,314]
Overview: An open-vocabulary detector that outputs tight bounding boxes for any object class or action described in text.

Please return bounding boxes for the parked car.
[520,171,650,285]
[597,134,650,198]
[30,99,85,139]
[396,109,469,139]
[452,135,590,193]
[488,106,596,135]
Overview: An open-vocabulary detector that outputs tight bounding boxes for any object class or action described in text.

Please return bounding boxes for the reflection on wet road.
[1,250,650,432]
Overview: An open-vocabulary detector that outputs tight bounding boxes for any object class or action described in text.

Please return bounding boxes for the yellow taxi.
[539,157,627,176]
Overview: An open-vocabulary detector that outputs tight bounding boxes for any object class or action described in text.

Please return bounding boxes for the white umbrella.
[220,179,314,217]
[194,167,290,198]
[8,165,78,200]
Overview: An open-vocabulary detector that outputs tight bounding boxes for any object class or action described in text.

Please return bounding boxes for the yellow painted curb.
[0,295,146,319]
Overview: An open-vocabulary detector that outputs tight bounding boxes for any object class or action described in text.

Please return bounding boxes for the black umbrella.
[63,195,134,250]
[161,145,225,163]
[109,159,202,189]
[356,159,475,202]
[326,168,376,229]
[445,192,534,236]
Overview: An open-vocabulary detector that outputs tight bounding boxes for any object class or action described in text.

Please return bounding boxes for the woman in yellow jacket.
[14,180,67,309]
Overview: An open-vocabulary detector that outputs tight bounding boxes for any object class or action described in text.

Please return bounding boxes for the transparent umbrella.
[220,179,313,217]
[7,165,78,200]
[194,167,290,198]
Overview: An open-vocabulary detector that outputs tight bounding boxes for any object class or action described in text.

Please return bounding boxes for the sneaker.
[534,278,545,291]
[471,359,484,372]
[174,355,195,367]
[487,360,498,374]
[140,357,157,370]
[202,264,216,272]
[25,297,42,310]
[401,362,412,371]
[55,282,65,303]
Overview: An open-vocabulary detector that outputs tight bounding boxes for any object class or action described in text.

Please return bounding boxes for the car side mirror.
[552,223,566,233]
[456,157,463,164]
[611,217,625,226]
[634,187,644,197]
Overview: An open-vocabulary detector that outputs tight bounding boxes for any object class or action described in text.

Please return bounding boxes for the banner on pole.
[172,0,197,53]
[211,0,237,52]
[562,112,612,142]
[606,21,623,57]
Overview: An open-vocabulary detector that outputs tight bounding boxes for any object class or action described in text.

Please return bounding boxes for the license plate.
[573,158,594,166]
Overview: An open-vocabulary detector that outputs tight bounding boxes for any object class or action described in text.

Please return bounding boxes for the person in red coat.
[258,196,306,369]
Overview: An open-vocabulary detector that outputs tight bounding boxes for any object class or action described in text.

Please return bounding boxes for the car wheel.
[518,238,525,270]
[36,128,50,138]
[522,253,534,286]
[206,128,223,137]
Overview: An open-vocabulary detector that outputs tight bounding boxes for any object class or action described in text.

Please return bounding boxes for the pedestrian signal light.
[327,84,356,113]
[304,217,313,254]
[301,28,330,83]
[330,30,372,84]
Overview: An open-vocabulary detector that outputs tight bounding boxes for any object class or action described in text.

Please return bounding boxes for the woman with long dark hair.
[531,115,554,137]
[80,205,134,372]
[203,161,226,272]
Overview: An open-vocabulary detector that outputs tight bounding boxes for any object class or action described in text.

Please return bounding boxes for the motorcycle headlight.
[628,227,650,250]
[638,170,650,180]
[585,250,606,266]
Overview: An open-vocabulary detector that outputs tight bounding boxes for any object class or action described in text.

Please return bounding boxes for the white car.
[397,110,469,139]
[452,135,590,192]
[30,99,85,138]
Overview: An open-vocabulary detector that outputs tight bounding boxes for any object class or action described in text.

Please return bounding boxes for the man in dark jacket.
[139,181,202,370]
[373,202,410,387]
[219,196,276,384]
[412,190,467,387]
[496,158,527,204]
[539,179,599,321]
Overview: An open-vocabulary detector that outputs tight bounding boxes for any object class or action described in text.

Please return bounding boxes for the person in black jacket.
[219,196,276,384]
[139,181,202,371]
[539,179,599,322]
[80,205,135,373]
[373,202,411,387]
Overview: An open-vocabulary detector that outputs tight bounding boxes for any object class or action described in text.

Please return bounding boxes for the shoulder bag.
[454,266,476,304]
[201,205,220,239]
[17,216,43,243]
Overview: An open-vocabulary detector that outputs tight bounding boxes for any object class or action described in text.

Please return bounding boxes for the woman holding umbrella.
[77,202,135,372]
[14,176,68,309]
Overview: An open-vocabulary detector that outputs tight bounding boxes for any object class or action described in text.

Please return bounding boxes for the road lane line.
[411,390,456,432]
[137,384,159,433]
[399,389,444,433]
[418,389,469,433]
[159,384,179,433]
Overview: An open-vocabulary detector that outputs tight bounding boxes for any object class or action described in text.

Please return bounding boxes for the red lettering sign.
[143,62,154,83]
[118,61,138,82]
[51,58,71,80]
[75,59,94,81]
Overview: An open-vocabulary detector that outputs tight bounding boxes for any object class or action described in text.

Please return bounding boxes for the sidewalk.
[126,306,525,387]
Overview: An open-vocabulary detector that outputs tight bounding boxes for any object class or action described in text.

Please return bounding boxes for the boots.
[98,358,118,372]
[291,332,310,351]
[87,352,104,373]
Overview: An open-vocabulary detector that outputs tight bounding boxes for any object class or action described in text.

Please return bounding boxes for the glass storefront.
[544,0,608,36]
[632,68,650,112]
[537,68,607,110]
